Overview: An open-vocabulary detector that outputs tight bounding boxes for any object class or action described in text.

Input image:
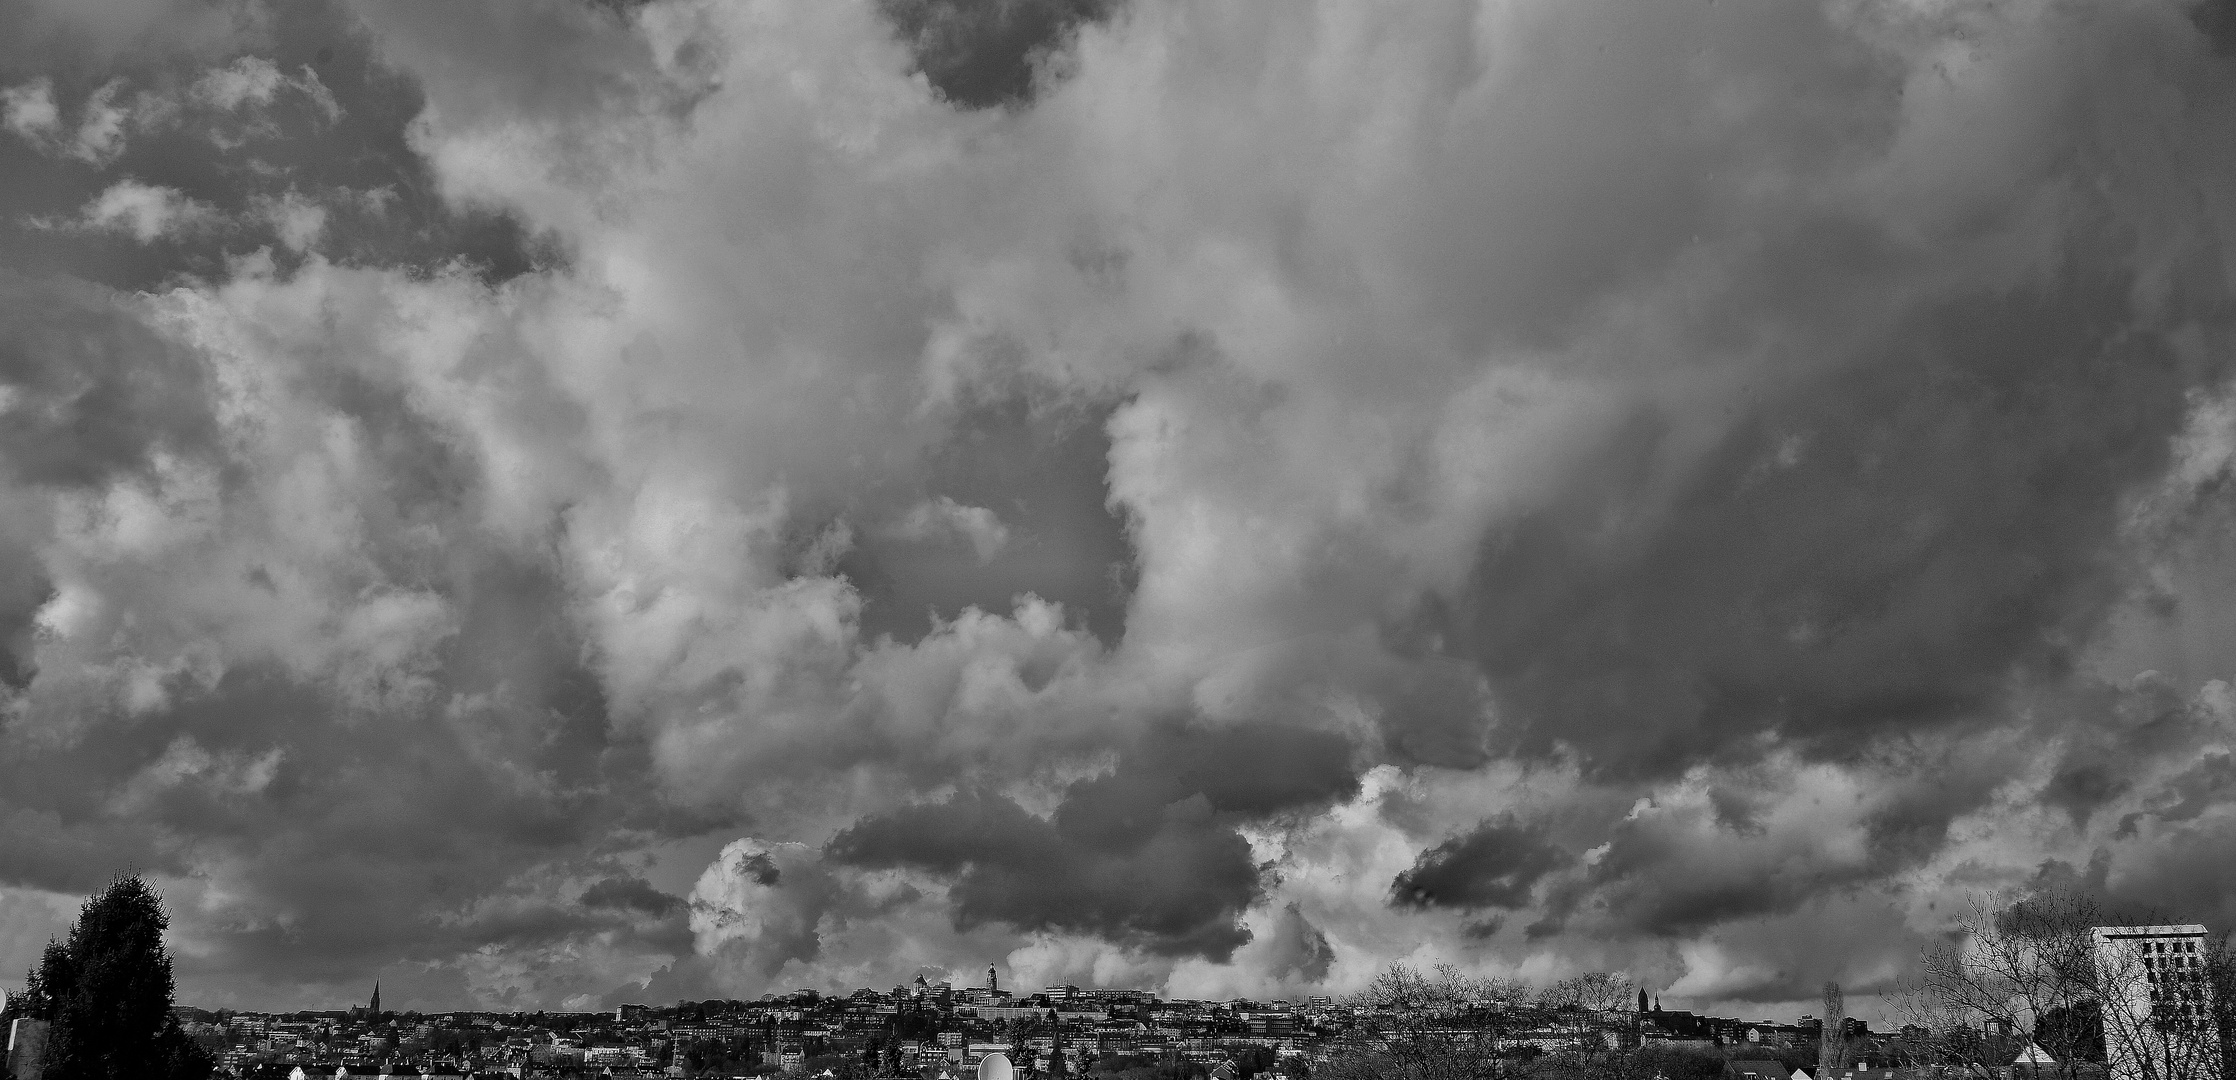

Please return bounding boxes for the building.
[970,1006,1046,1022]
[1727,1062,1789,1080]
[2090,925,2219,1080]
[351,982,382,1021]
[7,1017,50,1080]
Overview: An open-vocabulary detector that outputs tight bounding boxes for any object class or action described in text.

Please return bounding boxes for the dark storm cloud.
[1261,902,1334,984]
[875,0,1116,109]
[2,0,2234,1013]
[0,5,664,1000]
[1535,746,2031,945]
[841,395,1136,647]
[1094,719,1359,820]
[343,0,701,132]
[83,658,647,979]
[2129,751,2236,829]
[1999,678,2236,933]
[0,533,677,1006]
[0,0,260,64]
[0,0,542,292]
[1465,268,2201,778]
[2082,813,2236,934]
[0,808,189,895]
[1359,636,1497,771]
[0,268,216,690]
[827,718,1356,959]
[2032,674,2236,835]
[580,876,687,917]
[1389,816,1565,912]
[0,564,38,690]
[828,788,1262,959]
[736,851,780,887]
[2043,766,2132,832]
[0,269,214,487]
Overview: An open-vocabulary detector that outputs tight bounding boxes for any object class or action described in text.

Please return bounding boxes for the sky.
[2,0,2236,1023]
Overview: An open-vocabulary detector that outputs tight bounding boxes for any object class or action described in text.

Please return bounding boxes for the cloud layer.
[0,0,2234,1021]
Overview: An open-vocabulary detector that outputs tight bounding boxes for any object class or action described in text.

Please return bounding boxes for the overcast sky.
[3,0,2236,1021]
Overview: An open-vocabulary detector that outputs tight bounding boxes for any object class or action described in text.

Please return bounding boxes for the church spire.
[370,980,382,1018]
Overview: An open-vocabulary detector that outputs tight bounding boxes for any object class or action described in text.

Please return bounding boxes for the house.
[1728,1060,1790,1080]
[2012,1044,2059,1072]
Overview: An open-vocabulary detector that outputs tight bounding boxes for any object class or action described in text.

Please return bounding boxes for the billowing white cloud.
[1,58,341,166]
[889,496,1011,564]
[0,78,59,141]
[256,191,327,252]
[0,0,2234,1019]
[193,56,339,121]
[76,180,221,242]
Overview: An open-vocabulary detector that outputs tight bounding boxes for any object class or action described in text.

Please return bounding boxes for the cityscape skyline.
[62,968,1973,1079]
[30,944,2187,1080]
[4,0,2236,1034]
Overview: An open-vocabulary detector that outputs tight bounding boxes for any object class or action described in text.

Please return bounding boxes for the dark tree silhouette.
[2034,1001,2106,1065]
[14,876,213,1080]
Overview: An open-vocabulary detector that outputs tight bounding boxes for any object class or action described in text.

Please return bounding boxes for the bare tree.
[1906,891,2225,1080]
[1521,973,1642,1080]
[1535,973,1640,1023]
[1317,964,1527,1080]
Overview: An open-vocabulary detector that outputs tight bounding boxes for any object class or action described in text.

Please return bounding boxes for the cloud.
[67,79,134,163]
[1461,270,2192,777]
[75,181,222,242]
[0,269,216,488]
[256,191,328,253]
[827,787,1264,960]
[1390,816,1565,913]
[876,0,1117,108]
[193,57,341,122]
[580,876,687,917]
[0,0,261,65]
[889,496,1012,564]
[1,78,59,140]
[689,841,850,981]
[5,57,342,159]
[0,0,2231,1019]
[1260,902,1335,984]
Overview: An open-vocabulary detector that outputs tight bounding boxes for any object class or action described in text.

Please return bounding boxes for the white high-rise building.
[2091,925,2220,1080]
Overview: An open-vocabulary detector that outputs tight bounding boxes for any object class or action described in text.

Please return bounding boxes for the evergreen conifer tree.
[14,876,213,1080]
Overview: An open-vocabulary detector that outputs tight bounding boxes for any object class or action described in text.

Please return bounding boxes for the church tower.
[987,964,998,995]
[370,981,382,1018]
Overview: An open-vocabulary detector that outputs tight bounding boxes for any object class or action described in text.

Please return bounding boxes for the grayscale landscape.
[2,1,2236,1079]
